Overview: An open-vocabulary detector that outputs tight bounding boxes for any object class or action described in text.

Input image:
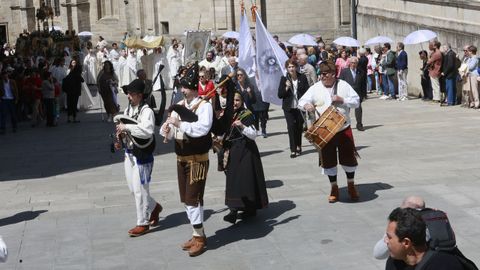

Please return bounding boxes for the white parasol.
[403,30,437,45]
[364,36,394,46]
[333,36,360,47]
[288,33,317,46]
[222,31,240,39]
[78,31,94,37]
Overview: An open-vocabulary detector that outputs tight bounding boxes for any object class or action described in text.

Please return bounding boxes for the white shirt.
[298,80,359,131]
[124,104,155,139]
[291,79,298,109]
[160,97,213,139]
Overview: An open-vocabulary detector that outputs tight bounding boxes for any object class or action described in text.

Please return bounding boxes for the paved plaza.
[1,91,480,270]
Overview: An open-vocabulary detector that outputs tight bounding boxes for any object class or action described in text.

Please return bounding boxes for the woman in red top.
[197,70,215,99]
[24,69,43,127]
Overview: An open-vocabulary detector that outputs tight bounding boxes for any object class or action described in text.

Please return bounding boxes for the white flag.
[255,12,288,106]
[238,11,256,78]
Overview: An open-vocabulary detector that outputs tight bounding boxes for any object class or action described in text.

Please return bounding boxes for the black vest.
[174,100,212,156]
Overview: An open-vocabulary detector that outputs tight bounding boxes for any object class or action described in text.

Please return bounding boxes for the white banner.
[255,12,288,105]
[238,12,256,78]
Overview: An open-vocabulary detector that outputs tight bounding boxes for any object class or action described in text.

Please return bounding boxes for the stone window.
[97,0,119,20]
[160,22,169,35]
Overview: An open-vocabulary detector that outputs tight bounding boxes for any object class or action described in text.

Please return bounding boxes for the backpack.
[415,208,478,270]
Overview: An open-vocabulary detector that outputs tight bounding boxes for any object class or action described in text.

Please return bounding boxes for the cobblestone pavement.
[1,91,480,270]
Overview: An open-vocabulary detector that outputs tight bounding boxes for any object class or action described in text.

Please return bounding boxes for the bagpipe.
[110,114,154,152]
[162,73,236,143]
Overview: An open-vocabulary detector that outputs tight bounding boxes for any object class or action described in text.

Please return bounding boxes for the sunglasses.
[320,72,333,77]
[237,74,244,77]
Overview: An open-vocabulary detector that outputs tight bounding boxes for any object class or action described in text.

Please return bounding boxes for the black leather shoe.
[290,152,297,158]
[223,210,237,224]
[356,125,365,131]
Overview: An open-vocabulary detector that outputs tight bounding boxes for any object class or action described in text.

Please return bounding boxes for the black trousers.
[283,108,304,152]
[67,94,79,118]
[253,110,268,133]
[43,98,55,126]
[355,100,363,127]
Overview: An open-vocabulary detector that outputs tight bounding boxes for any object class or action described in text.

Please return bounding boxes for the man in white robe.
[167,43,182,89]
[83,49,98,85]
[121,49,139,87]
[109,43,121,78]
[151,47,170,91]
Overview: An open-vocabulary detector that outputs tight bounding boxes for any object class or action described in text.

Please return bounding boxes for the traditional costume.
[117,79,162,237]
[298,61,361,203]
[222,92,268,224]
[160,63,212,257]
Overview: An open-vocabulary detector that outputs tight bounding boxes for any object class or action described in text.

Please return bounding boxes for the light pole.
[351,0,357,39]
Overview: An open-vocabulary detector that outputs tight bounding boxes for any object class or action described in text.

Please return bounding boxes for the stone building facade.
[357,0,480,96]
[1,0,352,46]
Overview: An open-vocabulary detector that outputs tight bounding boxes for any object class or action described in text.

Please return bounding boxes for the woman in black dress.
[63,59,84,123]
[97,60,119,122]
[277,59,310,158]
[222,91,269,224]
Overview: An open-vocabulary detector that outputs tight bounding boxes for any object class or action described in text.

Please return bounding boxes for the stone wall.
[357,0,480,96]
[2,0,352,47]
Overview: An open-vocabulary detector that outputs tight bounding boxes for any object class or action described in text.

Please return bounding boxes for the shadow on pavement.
[0,210,48,227]
[265,179,284,189]
[362,124,383,131]
[260,150,283,158]
[338,182,393,203]
[264,131,288,137]
[0,111,174,181]
[207,200,298,250]
[149,209,214,234]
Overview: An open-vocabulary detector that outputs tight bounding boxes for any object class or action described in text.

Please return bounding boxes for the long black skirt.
[225,138,269,210]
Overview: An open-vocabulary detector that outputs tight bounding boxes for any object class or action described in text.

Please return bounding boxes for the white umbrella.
[288,33,317,46]
[49,26,62,32]
[222,31,239,39]
[333,36,360,47]
[403,30,437,45]
[364,35,393,46]
[78,31,94,37]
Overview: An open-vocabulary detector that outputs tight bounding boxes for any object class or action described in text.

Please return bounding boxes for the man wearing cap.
[115,79,162,237]
[298,60,361,203]
[160,63,213,257]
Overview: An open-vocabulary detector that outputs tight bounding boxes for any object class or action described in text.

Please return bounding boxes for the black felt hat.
[179,62,199,90]
[121,79,145,94]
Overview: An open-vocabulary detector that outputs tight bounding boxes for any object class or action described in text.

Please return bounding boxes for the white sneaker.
[379,95,388,100]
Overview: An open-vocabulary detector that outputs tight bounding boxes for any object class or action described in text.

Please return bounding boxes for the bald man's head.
[401,196,425,209]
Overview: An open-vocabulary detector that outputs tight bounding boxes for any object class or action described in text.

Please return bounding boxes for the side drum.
[304,105,346,150]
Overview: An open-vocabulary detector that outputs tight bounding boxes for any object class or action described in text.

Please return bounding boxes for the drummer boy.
[298,60,361,203]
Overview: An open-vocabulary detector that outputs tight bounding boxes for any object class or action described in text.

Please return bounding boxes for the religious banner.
[255,11,288,105]
[238,11,256,78]
[184,30,211,64]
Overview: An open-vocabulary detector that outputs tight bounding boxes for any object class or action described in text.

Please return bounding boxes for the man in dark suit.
[441,44,459,106]
[221,57,238,83]
[339,56,366,131]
